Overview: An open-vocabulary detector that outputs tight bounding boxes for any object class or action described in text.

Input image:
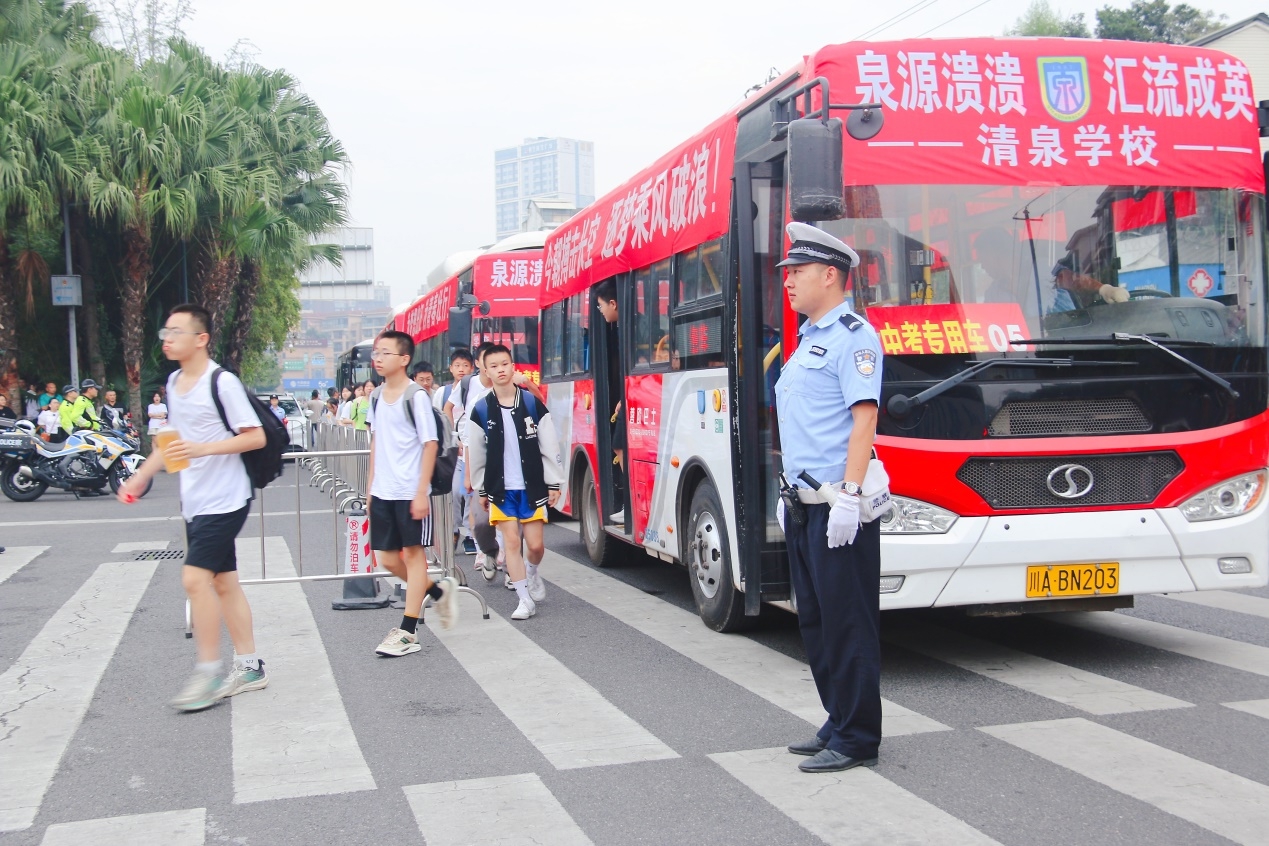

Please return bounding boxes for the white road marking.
[1223,699,1269,721]
[1051,611,1269,678]
[711,747,999,846]
[431,605,678,769]
[40,807,205,845]
[981,717,1269,845]
[540,550,949,736]
[0,510,330,528]
[403,773,594,846]
[0,561,158,832]
[1159,590,1269,620]
[110,541,169,553]
[886,622,1191,714]
[233,537,375,803]
[0,546,47,586]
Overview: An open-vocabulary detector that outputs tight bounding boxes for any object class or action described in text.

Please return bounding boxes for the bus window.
[542,301,565,379]
[699,238,726,298]
[678,246,701,304]
[651,259,672,364]
[566,291,589,374]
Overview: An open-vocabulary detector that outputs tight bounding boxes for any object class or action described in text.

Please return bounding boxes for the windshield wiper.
[1032,333,1237,399]
[886,357,1132,418]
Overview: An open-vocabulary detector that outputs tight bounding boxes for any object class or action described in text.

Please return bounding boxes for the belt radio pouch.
[778,473,806,529]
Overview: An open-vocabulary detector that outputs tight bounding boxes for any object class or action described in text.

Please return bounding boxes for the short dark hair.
[595,279,617,305]
[475,341,495,361]
[376,330,414,358]
[449,348,473,365]
[311,389,320,399]
[168,303,213,335]
[327,387,337,397]
[484,343,513,363]
[411,360,434,377]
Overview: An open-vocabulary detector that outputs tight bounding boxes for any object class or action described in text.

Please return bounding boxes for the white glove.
[826,494,861,548]
[776,497,786,532]
[1099,284,1130,304]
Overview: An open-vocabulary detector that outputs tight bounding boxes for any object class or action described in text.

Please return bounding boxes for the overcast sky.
[181,0,1266,308]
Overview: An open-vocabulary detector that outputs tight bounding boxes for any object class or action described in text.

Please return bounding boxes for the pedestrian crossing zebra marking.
[0,560,158,832]
[980,717,1269,846]
[110,541,171,554]
[431,603,678,769]
[885,621,1193,714]
[39,807,205,845]
[1223,698,1269,721]
[0,546,47,586]
[538,550,951,737]
[710,747,1001,846]
[233,537,376,803]
[403,773,595,846]
[1160,589,1269,620]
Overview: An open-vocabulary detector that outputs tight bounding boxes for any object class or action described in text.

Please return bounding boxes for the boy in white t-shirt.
[118,304,269,712]
[37,399,60,438]
[367,330,458,657]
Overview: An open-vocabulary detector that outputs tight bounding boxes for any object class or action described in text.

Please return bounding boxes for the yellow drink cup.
[154,428,189,473]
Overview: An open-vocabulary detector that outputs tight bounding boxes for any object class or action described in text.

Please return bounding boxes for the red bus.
[540,37,1269,632]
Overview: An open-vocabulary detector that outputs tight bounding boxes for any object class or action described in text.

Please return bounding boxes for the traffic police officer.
[774,221,884,773]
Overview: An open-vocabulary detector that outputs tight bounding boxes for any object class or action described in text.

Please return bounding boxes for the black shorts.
[370,497,434,551]
[185,503,252,574]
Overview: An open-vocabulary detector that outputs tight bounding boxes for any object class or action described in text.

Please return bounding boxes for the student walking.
[466,344,564,620]
[118,303,269,712]
[366,330,458,657]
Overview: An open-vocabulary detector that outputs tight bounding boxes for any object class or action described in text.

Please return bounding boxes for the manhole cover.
[133,550,184,561]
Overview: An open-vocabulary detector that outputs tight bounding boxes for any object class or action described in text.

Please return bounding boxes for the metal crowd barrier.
[183,422,488,637]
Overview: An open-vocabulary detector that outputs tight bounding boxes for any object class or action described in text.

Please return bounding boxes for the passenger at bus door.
[1051,254,1130,310]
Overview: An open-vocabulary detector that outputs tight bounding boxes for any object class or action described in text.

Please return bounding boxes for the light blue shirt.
[774,301,883,488]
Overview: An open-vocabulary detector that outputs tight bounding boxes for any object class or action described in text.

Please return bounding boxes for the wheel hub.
[691,509,723,599]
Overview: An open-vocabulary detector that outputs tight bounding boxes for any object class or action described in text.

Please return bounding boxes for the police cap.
[80,378,98,390]
[62,384,77,395]
[776,222,859,275]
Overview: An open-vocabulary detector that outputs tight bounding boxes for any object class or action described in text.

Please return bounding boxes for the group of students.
[116,301,565,711]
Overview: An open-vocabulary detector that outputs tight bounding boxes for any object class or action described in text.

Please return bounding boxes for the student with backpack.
[366,330,459,656]
[466,344,564,620]
[117,304,272,711]
[436,349,475,555]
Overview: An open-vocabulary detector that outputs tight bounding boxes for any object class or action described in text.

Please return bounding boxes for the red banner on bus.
[473,251,544,317]
[542,114,737,306]
[866,303,1032,355]
[811,38,1264,193]
[396,277,457,343]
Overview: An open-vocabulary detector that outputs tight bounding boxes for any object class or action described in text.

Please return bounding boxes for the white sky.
[181,0,1266,308]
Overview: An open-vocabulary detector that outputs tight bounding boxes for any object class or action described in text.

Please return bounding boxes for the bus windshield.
[819,184,1267,353]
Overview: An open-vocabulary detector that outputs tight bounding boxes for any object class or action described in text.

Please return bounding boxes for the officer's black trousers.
[786,504,882,759]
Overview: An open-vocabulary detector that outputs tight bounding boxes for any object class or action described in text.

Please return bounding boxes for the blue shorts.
[489,489,548,524]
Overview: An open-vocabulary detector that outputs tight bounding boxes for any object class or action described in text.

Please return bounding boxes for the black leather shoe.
[787,736,828,756]
[798,748,878,773]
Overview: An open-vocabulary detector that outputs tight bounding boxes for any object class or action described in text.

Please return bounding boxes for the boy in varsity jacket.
[465,344,564,620]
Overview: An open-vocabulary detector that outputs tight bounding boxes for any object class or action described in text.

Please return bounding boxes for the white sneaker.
[528,571,546,602]
[481,553,497,581]
[472,552,486,577]
[375,627,421,657]
[608,509,625,524]
[436,577,459,631]
[511,596,537,620]
[504,573,515,590]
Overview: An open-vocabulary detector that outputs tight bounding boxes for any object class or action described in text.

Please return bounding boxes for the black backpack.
[208,367,290,489]
[369,383,457,490]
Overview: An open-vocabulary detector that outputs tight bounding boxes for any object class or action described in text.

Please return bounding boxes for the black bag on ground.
[209,367,290,489]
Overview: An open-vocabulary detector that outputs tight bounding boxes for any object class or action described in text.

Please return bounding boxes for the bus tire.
[684,481,750,632]
[579,464,625,568]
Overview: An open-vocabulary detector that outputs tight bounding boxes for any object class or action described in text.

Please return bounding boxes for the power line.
[850,0,940,42]
[917,0,998,37]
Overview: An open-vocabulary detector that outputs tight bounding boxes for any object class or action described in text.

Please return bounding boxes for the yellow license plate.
[1026,563,1120,598]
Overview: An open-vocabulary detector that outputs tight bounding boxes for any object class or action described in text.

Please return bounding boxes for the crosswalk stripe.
[981,717,1269,845]
[431,605,678,769]
[39,808,205,845]
[1159,590,1269,620]
[1223,699,1269,720]
[110,541,169,554]
[886,621,1192,714]
[710,747,1000,845]
[233,537,376,803]
[0,560,158,832]
[539,550,950,736]
[0,546,47,586]
[403,773,594,846]
[1050,611,1269,678]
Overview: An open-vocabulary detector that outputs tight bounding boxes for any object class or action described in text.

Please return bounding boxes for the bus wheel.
[685,482,750,632]
[579,464,625,568]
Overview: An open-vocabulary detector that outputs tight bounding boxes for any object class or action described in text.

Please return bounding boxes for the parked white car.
[257,393,308,451]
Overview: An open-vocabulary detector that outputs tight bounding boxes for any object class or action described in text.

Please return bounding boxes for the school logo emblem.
[854,349,877,377]
[1038,57,1090,122]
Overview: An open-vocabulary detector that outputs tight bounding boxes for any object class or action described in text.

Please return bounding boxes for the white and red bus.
[540,37,1269,632]
[395,232,547,381]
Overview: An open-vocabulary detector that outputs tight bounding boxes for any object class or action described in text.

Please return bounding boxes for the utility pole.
[62,202,79,388]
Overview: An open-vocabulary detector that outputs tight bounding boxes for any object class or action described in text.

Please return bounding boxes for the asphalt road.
[1,470,1268,846]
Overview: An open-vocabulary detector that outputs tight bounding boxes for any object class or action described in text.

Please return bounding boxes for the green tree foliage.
[1095,0,1226,43]
[1007,1,1091,37]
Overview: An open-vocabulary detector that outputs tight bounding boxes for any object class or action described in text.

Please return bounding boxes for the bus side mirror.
[788,117,845,222]
[448,307,472,349]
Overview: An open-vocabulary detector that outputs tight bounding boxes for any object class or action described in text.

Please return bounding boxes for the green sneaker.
[222,660,269,697]
[171,670,226,712]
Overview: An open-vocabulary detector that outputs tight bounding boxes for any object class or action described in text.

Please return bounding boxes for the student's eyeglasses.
[370,350,409,360]
[158,328,206,341]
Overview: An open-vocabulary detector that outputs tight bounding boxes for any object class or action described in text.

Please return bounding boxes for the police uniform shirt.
[775,301,883,487]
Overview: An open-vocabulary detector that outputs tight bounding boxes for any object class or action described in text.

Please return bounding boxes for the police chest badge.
[853,349,877,377]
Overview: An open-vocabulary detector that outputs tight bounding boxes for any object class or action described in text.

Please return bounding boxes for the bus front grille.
[956,451,1183,509]
[988,398,1151,437]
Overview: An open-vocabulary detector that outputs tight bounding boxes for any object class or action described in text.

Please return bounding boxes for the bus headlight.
[878,496,958,534]
[1179,470,1267,522]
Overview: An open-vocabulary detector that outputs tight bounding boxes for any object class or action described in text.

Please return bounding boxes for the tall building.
[494,137,595,240]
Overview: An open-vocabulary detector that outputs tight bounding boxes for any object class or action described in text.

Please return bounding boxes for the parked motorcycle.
[0,421,150,502]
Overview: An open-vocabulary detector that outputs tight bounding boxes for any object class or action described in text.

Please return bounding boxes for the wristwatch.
[842,481,862,496]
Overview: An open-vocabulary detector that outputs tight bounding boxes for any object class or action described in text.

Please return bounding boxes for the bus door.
[591,276,632,538]
[734,159,789,614]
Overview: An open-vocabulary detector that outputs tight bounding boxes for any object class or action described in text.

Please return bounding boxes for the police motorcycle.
[0,419,150,502]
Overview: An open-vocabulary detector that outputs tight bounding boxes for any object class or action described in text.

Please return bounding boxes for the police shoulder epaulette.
[838,314,863,331]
